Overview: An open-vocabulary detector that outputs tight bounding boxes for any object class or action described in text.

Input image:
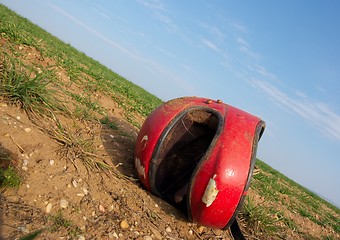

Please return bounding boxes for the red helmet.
[134,97,265,231]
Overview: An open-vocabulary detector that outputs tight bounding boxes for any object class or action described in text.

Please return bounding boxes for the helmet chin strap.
[230,219,246,240]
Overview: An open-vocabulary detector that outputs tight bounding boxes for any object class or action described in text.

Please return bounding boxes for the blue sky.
[1,0,339,207]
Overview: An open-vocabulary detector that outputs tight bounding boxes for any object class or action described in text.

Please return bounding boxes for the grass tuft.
[0,52,60,116]
[0,144,21,188]
[239,196,281,236]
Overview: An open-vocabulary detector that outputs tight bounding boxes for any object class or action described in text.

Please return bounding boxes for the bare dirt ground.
[0,98,230,240]
[0,37,339,240]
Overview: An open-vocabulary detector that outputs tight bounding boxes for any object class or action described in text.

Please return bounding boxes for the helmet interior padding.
[153,109,220,209]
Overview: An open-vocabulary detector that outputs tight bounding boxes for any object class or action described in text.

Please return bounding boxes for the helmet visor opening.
[154,109,219,208]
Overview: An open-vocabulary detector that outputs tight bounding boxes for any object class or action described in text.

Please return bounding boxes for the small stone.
[18,225,29,233]
[22,166,28,171]
[72,180,78,188]
[197,226,205,234]
[16,116,21,120]
[99,204,105,212]
[150,227,162,240]
[83,216,87,221]
[60,199,68,209]
[77,193,85,197]
[120,220,129,229]
[23,159,29,166]
[49,159,55,165]
[143,236,152,240]
[26,184,30,189]
[46,203,53,213]
[109,231,119,239]
[78,235,85,240]
[0,103,7,107]
[188,229,193,235]
[165,226,172,233]
[24,128,32,133]
[3,133,10,137]
[82,188,89,195]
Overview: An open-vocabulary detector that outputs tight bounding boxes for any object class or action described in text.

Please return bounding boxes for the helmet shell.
[134,97,265,229]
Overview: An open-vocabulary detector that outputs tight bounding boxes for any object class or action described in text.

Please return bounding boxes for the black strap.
[230,219,246,240]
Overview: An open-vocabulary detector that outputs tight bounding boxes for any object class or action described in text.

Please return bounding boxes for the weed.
[0,52,60,116]
[100,116,118,130]
[239,196,280,235]
[0,166,21,188]
[0,144,21,188]
[19,229,43,240]
[48,212,81,236]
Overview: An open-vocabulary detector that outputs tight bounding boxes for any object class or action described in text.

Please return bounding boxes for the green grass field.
[1,4,339,239]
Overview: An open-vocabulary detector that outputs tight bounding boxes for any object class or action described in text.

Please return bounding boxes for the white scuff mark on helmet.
[141,135,148,150]
[135,157,146,179]
[202,174,219,207]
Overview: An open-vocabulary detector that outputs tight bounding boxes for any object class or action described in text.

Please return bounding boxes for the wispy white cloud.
[137,0,166,11]
[155,46,175,58]
[199,22,225,39]
[201,38,219,52]
[252,80,340,140]
[91,5,111,20]
[314,84,326,93]
[137,0,178,33]
[239,44,260,61]
[232,22,247,33]
[236,37,250,48]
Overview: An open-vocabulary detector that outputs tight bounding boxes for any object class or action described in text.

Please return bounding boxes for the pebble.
[109,231,119,239]
[197,226,205,234]
[60,199,68,209]
[49,159,55,166]
[120,220,129,229]
[46,203,53,213]
[99,204,105,212]
[18,225,29,233]
[143,236,152,240]
[78,235,85,240]
[82,188,89,195]
[165,226,172,233]
[72,179,78,188]
[24,128,32,133]
[16,116,21,120]
[188,229,193,235]
[150,227,162,240]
